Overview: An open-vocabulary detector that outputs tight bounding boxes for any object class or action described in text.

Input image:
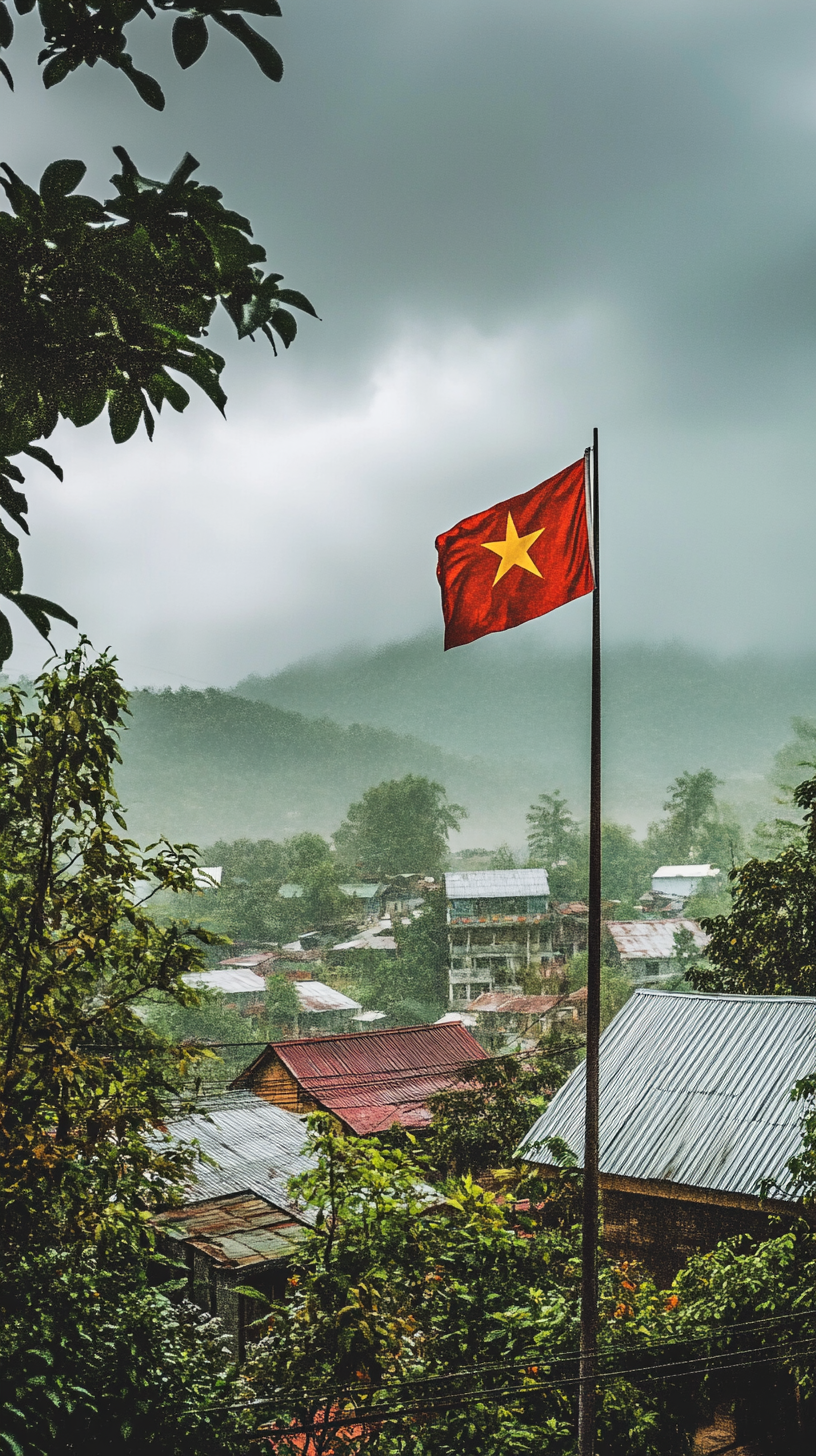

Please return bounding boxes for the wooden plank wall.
[246,1053,319,1114]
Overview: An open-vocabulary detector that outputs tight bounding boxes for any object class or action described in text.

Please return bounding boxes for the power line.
[185,1336,816,1430]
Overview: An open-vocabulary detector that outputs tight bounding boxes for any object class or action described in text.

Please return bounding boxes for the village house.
[468,988,587,1051]
[182,967,361,1034]
[650,863,721,904]
[517,988,816,1283]
[444,868,551,1005]
[230,1020,487,1134]
[604,918,709,983]
[153,1094,317,1353]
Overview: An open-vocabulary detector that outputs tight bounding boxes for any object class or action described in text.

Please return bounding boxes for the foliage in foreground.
[0,646,265,1452]
[0,1251,252,1456]
[243,1121,816,1455]
[0,150,315,660]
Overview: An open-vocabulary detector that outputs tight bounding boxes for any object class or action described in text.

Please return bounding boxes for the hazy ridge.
[115,686,532,849]
[113,638,816,854]
[234,635,816,836]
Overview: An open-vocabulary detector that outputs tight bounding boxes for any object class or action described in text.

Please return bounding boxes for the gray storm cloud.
[2,0,815,683]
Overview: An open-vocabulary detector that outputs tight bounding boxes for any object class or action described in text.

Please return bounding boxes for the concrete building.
[518,989,815,1283]
[650,864,721,902]
[444,868,550,1006]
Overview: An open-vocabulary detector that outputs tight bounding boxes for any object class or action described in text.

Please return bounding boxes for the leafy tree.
[0,1255,253,1456]
[0,1,288,108]
[0,642,220,1254]
[646,769,743,872]
[600,821,650,906]
[299,859,350,930]
[526,789,582,866]
[688,771,816,997]
[265,970,300,1036]
[0,4,315,662]
[426,1034,578,1179]
[244,1115,703,1455]
[0,645,258,1450]
[334,774,466,878]
[490,842,517,869]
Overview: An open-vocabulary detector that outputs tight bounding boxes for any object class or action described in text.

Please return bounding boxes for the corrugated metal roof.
[296,981,361,1013]
[606,919,709,960]
[162,1092,317,1219]
[232,1022,488,1135]
[153,1191,309,1267]
[517,989,816,1202]
[445,869,550,899]
[332,921,397,952]
[278,883,304,898]
[220,953,276,970]
[652,864,719,879]
[469,992,562,1014]
[339,884,383,898]
[183,968,267,994]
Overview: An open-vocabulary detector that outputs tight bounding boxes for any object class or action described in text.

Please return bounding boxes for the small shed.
[517,989,816,1282]
[605,918,708,983]
[651,864,721,901]
[156,1093,318,1350]
[230,1021,488,1134]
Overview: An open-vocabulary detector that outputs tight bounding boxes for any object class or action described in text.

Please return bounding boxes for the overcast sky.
[4,0,816,686]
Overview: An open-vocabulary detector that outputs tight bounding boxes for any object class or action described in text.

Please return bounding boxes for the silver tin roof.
[444,869,550,899]
[517,989,816,1202]
[162,1092,318,1221]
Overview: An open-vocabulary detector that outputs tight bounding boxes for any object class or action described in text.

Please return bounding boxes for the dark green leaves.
[14,2,286,102]
[39,159,87,203]
[0,3,14,51]
[172,14,208,69]
[211,10,282,81]
[0,149,315,663]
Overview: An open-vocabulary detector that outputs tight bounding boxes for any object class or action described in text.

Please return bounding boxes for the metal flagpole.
[578,426,602,1456]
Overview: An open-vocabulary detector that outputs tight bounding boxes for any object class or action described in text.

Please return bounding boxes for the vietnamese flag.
[436,457,595,650]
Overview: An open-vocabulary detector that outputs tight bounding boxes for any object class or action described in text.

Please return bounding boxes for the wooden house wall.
[245,1053,319,1115]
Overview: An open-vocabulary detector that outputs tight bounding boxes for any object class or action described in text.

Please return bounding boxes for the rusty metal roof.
[469,992,563,1014]
[162,1092,317,1218]
[232,1022,489,1135]
[517,989,816,1202]
[445,869,550,899]
[153,1190,309,1268]
[605,918,708,960]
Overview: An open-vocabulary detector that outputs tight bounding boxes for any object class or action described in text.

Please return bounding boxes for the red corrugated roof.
[233,1022,488,1135]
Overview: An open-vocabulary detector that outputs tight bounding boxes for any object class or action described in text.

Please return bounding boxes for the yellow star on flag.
[482,512,544,586]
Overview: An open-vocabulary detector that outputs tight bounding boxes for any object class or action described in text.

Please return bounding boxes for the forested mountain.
[235,634,816,833]
[115,687,526,848]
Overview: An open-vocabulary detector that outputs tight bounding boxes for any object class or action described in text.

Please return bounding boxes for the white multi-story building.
[444,868,551,1006]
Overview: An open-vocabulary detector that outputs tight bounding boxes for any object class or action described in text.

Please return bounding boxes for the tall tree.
[0,642,214,1253]
[526,789,582,866]
[334,774,466,878]
[646,768,742,871]
[688,770,816,997]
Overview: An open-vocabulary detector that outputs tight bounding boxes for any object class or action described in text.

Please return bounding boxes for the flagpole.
[578,426,601,1456]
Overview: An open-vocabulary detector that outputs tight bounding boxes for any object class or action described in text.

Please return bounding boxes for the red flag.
[436,457,595,650]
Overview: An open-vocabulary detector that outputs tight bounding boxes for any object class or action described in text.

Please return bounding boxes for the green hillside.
[234,634,816,834]
[115,686,530,849]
